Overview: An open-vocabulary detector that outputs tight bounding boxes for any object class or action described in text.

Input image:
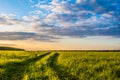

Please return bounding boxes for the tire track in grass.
[47,53,80,80]
[27,52,56,80]
[0,52,51,80]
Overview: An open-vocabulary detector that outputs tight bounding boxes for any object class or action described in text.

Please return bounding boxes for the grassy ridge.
[0,51,120,80]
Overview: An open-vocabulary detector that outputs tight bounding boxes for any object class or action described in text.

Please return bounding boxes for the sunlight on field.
[58,52,120,80]
[0,51,120,80]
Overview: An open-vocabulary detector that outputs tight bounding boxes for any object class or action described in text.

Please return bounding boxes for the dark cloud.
[37,25,120,38]
[0,32,59,42]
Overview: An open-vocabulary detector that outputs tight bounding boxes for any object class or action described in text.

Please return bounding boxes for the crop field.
[0,51,120,80]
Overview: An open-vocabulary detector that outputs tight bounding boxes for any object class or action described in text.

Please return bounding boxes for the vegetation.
[0,46,25,51]
[0,51,120,80]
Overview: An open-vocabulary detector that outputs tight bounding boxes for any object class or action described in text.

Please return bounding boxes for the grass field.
[0,51,120,80]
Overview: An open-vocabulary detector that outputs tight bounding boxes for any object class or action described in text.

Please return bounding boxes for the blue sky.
[0,0,120,50]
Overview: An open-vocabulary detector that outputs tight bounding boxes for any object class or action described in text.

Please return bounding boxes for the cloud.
[0,13,17,25]
[29,0,34,3]
[21,0,120,38]
[22,15,40,21]
[0,44,17,46]
[0,13,16,19]
[40,26,120,38]
[34,0,71,14]
[0,0,120,41]
[0,32,59,42]
[76,0,82,4]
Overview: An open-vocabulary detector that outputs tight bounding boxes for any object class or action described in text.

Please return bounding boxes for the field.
[0,51,120,80]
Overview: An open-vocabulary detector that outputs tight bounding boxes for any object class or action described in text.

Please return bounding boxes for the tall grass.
[0,51,46,80]
[57,52,120,80]
[0,51,120,80]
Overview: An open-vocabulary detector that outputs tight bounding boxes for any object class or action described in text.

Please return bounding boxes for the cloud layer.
[0,0,120,41]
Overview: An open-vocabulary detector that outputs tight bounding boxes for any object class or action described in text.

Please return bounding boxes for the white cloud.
[76,0,82,3]
[0,13,16,19]
[29,10,42,15]
[34,0,71,14]
[91,16,97,22]
[0,13,37,32]
[51,5,71,14]
[22,15,40,21]
[35,3,54,10]
[30,21,42,27]
[102,13,112,18]
[29,0,34,3]
[51,0,71,14]
[51,0,59,6]
[0,13,18,25]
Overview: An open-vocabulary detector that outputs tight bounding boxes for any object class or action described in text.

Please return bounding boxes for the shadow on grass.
[47,53,80,80]
[0,52,51,80]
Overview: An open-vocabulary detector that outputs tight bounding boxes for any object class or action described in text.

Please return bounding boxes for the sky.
[0,0,120,50]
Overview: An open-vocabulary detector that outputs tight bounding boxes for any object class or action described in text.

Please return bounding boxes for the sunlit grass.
[0,51,120,80]
[57,52,120,80]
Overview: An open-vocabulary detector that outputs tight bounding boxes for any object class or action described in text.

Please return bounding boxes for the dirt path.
[1,52,51,80]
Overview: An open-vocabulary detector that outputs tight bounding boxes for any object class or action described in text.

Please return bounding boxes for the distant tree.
[0,46,25,51]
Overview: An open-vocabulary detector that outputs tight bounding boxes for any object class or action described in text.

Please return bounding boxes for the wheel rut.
[47,53,80,80]
[0,52,51,80]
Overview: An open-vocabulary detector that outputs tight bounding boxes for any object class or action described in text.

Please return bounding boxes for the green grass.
[0,51,120,80]
[57,52,120,80]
